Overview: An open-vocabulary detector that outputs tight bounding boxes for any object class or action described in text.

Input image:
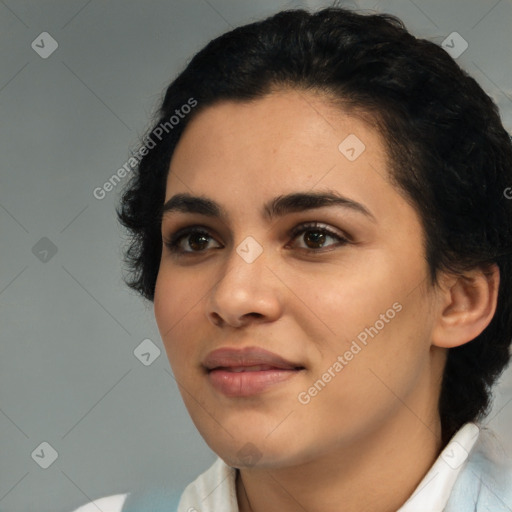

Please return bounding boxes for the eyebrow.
[161,190,376,223]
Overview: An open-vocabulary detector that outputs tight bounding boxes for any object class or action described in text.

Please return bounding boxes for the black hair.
[116,6,512,445]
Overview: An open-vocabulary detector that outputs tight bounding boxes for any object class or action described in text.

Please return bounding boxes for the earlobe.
[431,264,500,349]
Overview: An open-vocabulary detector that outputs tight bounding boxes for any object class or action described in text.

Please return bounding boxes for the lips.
[203,346,305,397]
[203,346,304,372]
[219,365,285,372]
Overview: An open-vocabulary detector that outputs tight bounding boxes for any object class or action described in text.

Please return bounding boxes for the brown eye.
[302,229,327,249]
[288,222,349,251]
[164,228,221,254]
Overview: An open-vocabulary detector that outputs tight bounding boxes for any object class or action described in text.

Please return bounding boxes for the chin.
[205,431,309,470]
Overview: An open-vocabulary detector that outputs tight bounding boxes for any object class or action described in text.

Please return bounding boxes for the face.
[154,89,444,469]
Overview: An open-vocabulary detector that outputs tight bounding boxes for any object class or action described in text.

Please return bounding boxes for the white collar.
[398,422,480,512]
[178,422,480,512]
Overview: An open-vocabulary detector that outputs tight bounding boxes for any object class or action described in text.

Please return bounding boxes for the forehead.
[165,89,391,195]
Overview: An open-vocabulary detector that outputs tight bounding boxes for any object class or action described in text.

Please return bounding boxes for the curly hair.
[116,6,512,445]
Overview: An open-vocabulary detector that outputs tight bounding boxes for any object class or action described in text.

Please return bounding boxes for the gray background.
[0,0,511,511]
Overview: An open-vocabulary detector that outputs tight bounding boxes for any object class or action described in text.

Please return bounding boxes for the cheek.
[153,272,174,336]
[302,251,430,374]
[153,270,200,368]
[299,299,430,427]
[154,263,207,326]
[301,258,404,334]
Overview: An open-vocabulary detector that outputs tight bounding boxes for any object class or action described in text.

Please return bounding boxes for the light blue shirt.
[444,425,512,511]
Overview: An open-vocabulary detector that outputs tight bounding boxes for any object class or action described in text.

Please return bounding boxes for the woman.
[73,5,512,511]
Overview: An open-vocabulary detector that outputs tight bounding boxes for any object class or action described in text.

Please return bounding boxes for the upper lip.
[203,346,304,371]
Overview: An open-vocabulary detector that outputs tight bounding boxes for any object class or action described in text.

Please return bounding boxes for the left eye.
[287,222,349,251]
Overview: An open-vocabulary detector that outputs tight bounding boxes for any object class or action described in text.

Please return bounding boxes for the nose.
[207,244,283,328]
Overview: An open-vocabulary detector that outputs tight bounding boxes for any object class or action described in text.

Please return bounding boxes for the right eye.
[163,227,222,255]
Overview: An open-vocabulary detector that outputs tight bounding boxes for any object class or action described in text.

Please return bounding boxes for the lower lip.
[207,368,303,397]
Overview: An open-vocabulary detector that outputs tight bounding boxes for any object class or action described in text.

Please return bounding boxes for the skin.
[153,89,499,512]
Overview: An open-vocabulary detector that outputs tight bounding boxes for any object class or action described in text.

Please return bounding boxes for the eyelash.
[163,222,350,256]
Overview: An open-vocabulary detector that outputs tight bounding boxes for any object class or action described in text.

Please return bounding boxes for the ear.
[431,264,500,349]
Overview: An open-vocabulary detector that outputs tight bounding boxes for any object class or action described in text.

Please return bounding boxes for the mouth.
[208,364,305,373]
[203,346,306,397]
[206,363,305,397]
[203,346,303,370]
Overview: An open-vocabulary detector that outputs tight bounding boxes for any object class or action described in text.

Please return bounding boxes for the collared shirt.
[71,422,512,512]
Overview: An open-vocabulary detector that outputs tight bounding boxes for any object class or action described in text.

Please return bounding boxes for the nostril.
[210,312,224,327]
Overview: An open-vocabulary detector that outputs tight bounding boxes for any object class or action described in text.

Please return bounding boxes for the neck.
[236,410,443,512]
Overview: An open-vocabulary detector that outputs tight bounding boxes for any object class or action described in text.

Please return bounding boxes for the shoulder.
[71,460,235,512]
[446,426,512,510]
[177,457,239,512]
[70,493,129,512]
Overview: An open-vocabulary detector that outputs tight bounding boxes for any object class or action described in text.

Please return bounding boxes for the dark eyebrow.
[161,191,376,223]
